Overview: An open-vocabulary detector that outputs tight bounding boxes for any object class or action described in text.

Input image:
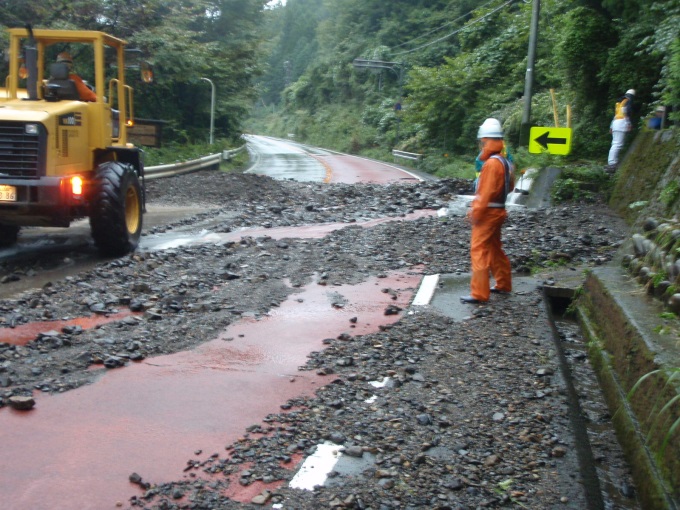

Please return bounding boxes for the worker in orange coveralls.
[56,52,97,102]
[460,118,514,304]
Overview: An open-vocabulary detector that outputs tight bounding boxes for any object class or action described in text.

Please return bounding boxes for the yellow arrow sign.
[529,127,572,155]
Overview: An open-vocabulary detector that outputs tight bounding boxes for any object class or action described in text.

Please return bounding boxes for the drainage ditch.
[544,289,640,509]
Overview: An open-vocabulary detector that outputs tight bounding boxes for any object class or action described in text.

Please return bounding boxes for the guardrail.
[144,145,246,180]
[392,149,423,163]
[223,145,246,161]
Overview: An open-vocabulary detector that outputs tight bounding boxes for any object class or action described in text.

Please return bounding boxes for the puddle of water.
[332,450,377,480]
[267,439,378,494]
[0,310,135,346]
[0,272,420,510]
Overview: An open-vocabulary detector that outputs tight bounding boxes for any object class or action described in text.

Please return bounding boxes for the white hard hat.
[626,89,636,96]
[477,118,504,139]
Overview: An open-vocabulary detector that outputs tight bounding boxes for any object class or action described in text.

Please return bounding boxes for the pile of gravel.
[0,170,636,509]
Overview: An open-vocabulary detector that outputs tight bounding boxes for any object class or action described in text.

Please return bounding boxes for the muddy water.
[0,272,420,510]
[142,210,435,251]
[0,311,135,346]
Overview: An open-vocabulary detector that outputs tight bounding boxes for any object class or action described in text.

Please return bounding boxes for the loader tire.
[90,161,143,256]
[0,225,20,248]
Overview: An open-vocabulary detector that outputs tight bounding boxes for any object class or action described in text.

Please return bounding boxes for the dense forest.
[1,0,678,169]
[254,0,679,171]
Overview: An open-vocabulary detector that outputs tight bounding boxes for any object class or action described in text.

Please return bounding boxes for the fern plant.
[626,368,680,460]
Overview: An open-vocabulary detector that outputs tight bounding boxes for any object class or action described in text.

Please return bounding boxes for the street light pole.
[200,77,215,145]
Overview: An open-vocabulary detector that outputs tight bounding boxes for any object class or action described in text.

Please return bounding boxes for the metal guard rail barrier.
[392,149,422,162]
[144,145,245,180]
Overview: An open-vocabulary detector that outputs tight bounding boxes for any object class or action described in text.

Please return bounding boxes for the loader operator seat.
[47,63,80,100]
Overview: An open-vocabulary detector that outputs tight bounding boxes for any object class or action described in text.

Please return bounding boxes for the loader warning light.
[126,119,134,127]
[71,176,84,197]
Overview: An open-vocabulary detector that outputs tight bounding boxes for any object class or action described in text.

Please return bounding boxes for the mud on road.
[0,169,637,509]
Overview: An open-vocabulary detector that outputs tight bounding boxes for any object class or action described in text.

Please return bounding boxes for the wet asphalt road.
[0,137,420,293]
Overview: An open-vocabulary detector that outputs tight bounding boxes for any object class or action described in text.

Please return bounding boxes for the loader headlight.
[25,124,39,135]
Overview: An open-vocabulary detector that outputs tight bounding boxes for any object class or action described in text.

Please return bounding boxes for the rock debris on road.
[0,169,636,509]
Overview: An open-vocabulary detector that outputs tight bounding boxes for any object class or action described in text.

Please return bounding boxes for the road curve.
[244,135,328,182]
[244,134,421,184]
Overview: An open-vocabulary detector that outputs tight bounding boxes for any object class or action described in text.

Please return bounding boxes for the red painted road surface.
[0,272,420,509]
[317,154,420,184]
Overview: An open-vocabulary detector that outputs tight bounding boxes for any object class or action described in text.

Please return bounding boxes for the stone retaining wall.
[620,217,680,314]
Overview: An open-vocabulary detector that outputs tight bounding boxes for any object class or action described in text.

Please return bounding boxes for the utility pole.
[395,66,404,147]
[200,78,215,145]
[284,61,291,87]
[520,0,540,147]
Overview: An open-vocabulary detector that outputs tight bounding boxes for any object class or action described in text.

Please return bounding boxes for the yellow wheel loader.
[0,26,149,256]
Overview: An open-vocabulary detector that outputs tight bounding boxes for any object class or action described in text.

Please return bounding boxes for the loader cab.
[3,28,134,148]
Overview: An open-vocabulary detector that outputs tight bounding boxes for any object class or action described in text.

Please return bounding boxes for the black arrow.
[535,131,567,149]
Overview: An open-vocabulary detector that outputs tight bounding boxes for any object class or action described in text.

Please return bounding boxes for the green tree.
[258,0,676,162]
[1,0,267,143]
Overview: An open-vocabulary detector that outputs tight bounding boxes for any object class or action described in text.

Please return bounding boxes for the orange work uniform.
[468,138,514,302]
[70,73,96,102]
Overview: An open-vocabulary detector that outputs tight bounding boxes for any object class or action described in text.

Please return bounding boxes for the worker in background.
[647,106,666,130]
[461,118,514,304]
[56,52,96,102]
[607,88,635,171]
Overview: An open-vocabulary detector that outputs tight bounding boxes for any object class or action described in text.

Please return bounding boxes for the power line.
[390,0,504,50]
[391,0,516,57]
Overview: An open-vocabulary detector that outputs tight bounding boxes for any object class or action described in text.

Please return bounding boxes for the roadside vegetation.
[142,139,249,173]
[143,142,230,167]
[2,1,675,176]
[250,0,678,173]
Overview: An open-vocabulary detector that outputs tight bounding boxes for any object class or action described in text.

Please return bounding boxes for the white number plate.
[0,185,17,202]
